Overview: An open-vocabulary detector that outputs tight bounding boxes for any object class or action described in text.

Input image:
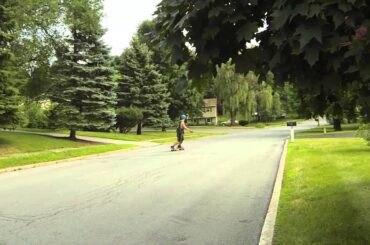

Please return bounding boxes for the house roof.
[204,98,217,107]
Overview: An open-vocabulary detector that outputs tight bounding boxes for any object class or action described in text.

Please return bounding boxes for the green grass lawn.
[0,131,98,156]
[297,123,360,137]
[274,138,370,244]
[0,131,136,170]
[76,130,176,141]
[0,144,135,170]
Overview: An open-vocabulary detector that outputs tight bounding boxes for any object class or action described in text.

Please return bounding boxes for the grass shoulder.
[0,131,136,170]
[274,138,370,244]
[296,123,359,137]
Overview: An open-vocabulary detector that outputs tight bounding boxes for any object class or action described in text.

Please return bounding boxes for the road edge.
[258,139,288,245]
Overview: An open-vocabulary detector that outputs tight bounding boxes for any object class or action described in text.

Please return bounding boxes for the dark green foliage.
[136,20,204,122]
[22,60,53,99]
[117,37,169,135]
[272,92,282,119]
[0,0,20,127]
[167,65,204,120]
[357,124,370,145]
[155,0,266,78]
[52,0,117,138]
[116,107,143,133]
[155,0,370,122]
[19,102,48,128]
[238,120,248,126]
[279,82,300,117]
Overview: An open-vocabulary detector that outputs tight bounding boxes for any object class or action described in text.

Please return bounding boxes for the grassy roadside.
[0,131,136,170]
[273,138,370,244]
[296,123,359,137]
[0,131,98,156]
[0,144,136,170]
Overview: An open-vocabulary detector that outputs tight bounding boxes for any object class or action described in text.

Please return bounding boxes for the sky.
[102,0,161,56]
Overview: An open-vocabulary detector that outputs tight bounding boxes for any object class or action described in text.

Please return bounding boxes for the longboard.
[171,147,184,151]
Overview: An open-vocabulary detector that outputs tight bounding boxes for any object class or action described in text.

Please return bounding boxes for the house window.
[204,107,212,112]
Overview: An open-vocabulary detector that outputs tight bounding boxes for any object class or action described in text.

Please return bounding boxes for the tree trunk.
[161,126,166,132]
[69,129,77,140]
[136,121,142,135]
[119,127,123,133]
[333,118,342,131]
[230,111,236,126]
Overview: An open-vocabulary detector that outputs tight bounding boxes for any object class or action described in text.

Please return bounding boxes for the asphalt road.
[0,121,316,245]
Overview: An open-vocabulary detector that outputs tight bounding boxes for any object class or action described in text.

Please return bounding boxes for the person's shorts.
[177,130,184,142]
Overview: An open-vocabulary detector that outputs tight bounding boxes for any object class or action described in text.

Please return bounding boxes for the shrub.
[255,123,265,128]
[239,120,249,126]
[357,124,370,145]
[19,102,48,129]
[116,107,143,133]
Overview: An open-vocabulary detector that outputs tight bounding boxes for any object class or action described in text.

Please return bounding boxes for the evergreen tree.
[52,0,116,139]
[167,64,204,121]
[279,82,300,117]
[136,20,204,122]
[0,0,20,127]
[117,37,169,135]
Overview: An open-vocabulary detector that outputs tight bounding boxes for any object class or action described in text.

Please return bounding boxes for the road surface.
[0,121,316,245]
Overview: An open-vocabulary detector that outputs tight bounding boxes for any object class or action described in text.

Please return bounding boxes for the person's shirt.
[178,120,185,132]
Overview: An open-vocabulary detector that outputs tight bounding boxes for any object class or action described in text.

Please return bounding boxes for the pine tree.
[117,37,169,135]
[136,20,205,123]
[52,0,116,139]
[0,0,20,127]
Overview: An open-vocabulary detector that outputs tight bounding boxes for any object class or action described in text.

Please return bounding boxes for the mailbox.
[287,121,297,127]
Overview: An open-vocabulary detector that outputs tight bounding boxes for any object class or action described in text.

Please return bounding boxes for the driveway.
[0,121,316,245]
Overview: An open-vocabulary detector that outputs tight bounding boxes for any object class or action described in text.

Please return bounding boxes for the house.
[191,98,218,125]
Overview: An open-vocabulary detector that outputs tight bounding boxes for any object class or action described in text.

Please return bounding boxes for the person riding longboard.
[171,114,192,151]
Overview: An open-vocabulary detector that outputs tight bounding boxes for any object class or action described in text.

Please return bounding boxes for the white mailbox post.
[287,121,297,142]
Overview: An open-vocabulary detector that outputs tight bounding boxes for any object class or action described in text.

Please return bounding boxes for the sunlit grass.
[274,138,370,244]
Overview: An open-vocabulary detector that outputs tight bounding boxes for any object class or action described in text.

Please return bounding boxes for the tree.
[244,90,257,122]
[117,37,169,135]
[52,0,117,139]
[166,64,204,121]
[240,71,258,122]
[116,107,143,133]
[0,0,21,128]
[214,60,249,125]
[18,101,48,128]
[12,0,65,101]
[155,0,370,124]
[272,92,282,120]
[279,82,300,117]
[257,82,273,122]
[155,0,266,79]
[136,20,204,122]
